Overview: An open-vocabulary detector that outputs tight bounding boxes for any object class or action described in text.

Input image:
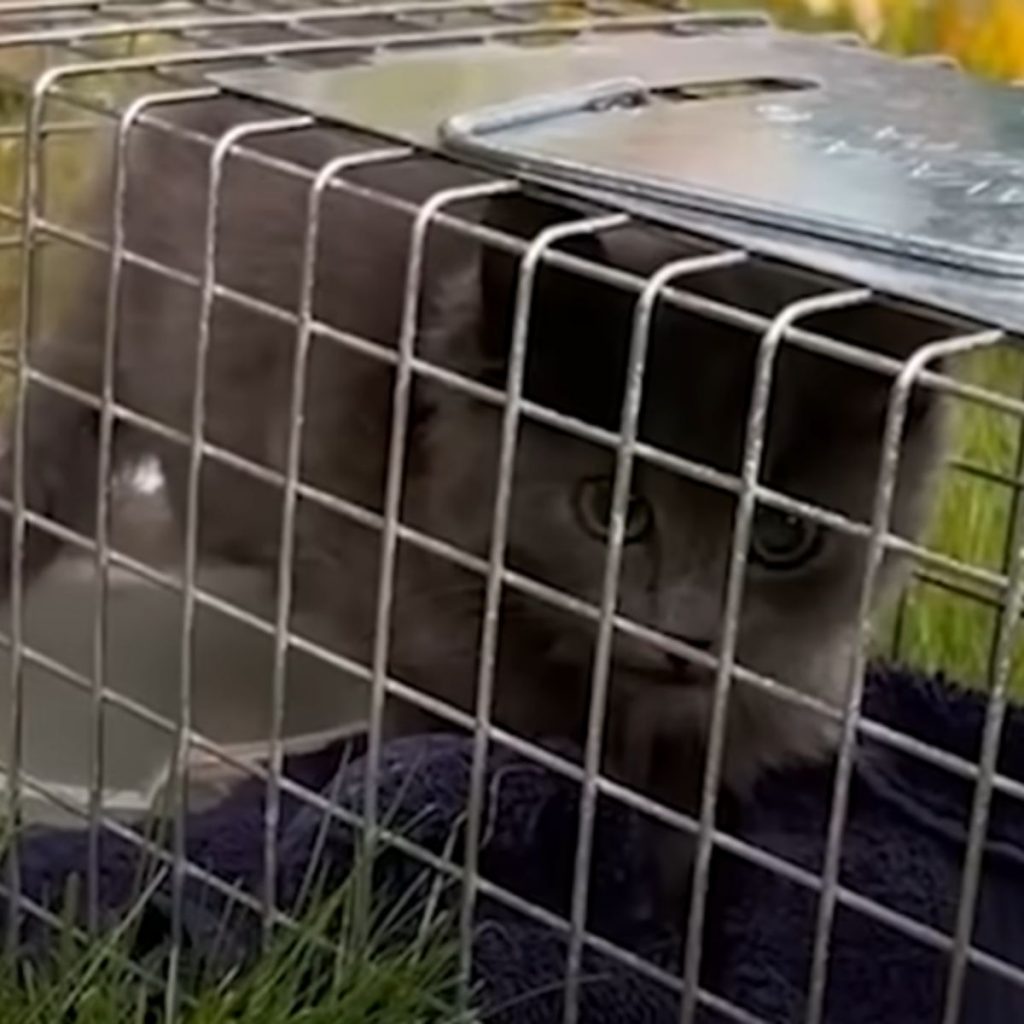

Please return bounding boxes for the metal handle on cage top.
[438,69,1024,283]
[441,77,650,141]
[441,75,818,142]
[440,76,732,218]
[438,76,882,275]
[211,30,1024,318]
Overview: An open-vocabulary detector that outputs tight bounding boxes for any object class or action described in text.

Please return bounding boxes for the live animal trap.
[0,3,1021,1024]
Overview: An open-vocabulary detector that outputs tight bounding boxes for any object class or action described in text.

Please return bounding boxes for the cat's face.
[406,196,949,793]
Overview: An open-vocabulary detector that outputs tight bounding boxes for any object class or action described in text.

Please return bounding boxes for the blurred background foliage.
[707,0,1024,78]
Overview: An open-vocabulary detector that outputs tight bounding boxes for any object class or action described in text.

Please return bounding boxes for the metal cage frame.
[0,4,1019,1024]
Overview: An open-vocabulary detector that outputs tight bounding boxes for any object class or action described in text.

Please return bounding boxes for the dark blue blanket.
[8,666,1024,1023]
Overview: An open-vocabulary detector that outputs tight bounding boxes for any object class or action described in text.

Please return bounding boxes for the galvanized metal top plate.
[214,27,1024,331]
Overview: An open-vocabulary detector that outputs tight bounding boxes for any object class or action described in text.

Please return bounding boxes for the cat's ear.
[475,192,617,363]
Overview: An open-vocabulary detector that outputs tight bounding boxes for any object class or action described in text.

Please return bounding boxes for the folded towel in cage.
[7,665,1024,1023]
[706,665,1024,1024]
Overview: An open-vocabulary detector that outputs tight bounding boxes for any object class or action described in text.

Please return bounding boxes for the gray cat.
[0,95,947,823]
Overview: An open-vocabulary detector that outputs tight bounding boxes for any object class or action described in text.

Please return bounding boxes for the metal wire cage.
[0,3,1022,1024]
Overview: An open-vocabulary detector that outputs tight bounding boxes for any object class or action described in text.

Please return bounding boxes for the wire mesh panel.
[0,4,1021,1024]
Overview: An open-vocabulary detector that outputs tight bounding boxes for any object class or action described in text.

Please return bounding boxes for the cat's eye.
[575,476,653,545]
[749,506,823,571]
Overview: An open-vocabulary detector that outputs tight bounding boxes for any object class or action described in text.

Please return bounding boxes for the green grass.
[877,347,1024,692]
[0,842,475,1024]
[0,912,471,1024]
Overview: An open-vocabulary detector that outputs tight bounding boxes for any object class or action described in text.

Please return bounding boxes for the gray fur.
[0,96,948,823]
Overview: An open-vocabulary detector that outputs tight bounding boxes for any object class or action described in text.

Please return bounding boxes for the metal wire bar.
[0,878,182,1009]
[0,10,1021,1019]
[3,652,769,1022]
[3,757,358,958]
[0,121,99,141]
[803,328,1004,1024]
[0,10,710,77]
[82,0,549,78]
[361,175,516,944]
[2,53,77,955]
[163,111,312,1019]
[3,81,1014,426]
[21,451,1024,801]
[9,749,698,1020]
[564,248,751,1024]
[11,357,1024,811]
[23,613,1024,994]
[942,451,1024,1017]
[23,126,1023,434]
[19,413,1024,816]
[0,0,203,14]
[949,455,1024,493]
[678,287,873,1024]
[261,142,410,949]
[11,350,1024,812]
[87,83,217,938]
[457,209,629,1010]
[48,5,765,97]
[19,201,1022,610]
[8,581,1024,1004]
[30,362,1024,627]
[0,0,569,46]
[10,678,1024,1019]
